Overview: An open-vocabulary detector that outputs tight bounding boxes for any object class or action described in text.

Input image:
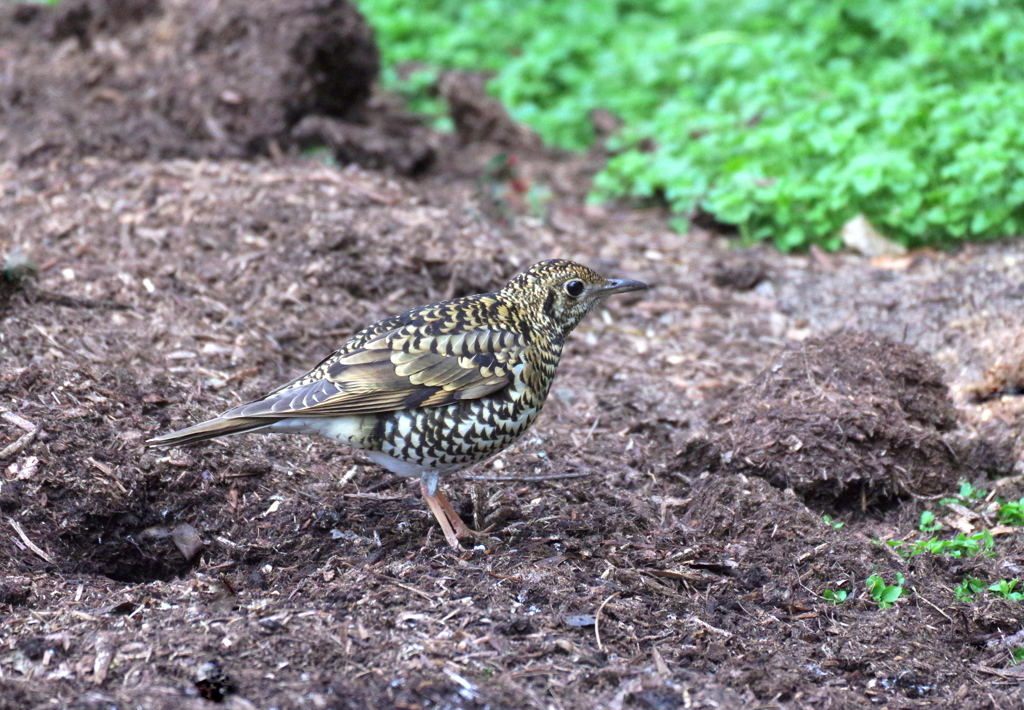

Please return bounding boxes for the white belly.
[268,416,369,446]
[363,450,472,479]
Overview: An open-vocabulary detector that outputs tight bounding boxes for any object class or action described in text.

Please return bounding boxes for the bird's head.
[501,259,647,336]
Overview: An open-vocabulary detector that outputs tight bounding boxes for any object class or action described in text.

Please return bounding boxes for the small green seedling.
[822,589,848,605]
[945,531,995,558]
[823,515,844,530]
[959,481,988,500]
[866,573,905,609]
[999,499,1024,526]
[940,481,988,507]
[954,577,986,601]
[918,511,942,533]
[1012,648,1024,666]
[889,530,994,559]
[988,579,1024,601]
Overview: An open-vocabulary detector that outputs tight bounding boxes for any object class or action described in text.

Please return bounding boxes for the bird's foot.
[420,481,492,549]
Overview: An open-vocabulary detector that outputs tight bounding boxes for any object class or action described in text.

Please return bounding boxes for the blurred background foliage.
[359,0,1024,250]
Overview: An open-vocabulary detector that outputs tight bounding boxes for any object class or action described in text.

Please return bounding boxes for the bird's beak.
[598,278,648,296]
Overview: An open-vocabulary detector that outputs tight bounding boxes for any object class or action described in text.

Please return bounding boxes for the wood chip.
[941,515,975,534]
[945,501,979,520]
[0,430,36,459]
[2,411,37,432]
[8,519,53,563]
[647,569,703,582]
[9,455,39,480]
[87,457,114,476]
[651,646,670,677]
[978,664,1024,679]
[688,617,732,638]
[93,634,115,685]
[171,523,205,560]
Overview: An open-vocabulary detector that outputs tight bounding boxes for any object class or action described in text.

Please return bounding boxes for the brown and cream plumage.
[147,259,646,548]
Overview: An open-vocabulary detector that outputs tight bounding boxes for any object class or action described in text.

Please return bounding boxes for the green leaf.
[918,510,941,532]
[999,499,1024,526]
[880,586,903,603]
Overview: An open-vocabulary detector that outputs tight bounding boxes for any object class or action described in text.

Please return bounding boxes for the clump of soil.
[709,249,770,291]
[291,108,440,176]
[679,331,977,507]
[437,70,542,149]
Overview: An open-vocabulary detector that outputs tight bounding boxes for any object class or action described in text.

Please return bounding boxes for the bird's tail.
[146,416,274,448]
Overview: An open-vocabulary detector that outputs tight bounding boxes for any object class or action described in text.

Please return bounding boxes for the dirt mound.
[680,471,898,595]
[678,331,988,507]
[0,0,383,165]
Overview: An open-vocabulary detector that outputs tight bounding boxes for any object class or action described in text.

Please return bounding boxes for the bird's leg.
[420,481,463,549]
[433,488,492,539]
[419,475,489,549]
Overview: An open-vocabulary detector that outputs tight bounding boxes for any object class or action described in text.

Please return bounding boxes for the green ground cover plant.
[954,577,1024,601]
[361,0,1024,249]
[822,588,848,605]
[954,577,986,600]
[944,481,988,503]
[888,530,995,559]
[822,514,844,530]
[866,573,905,609]
[998,498,1024,526]
[987,579,1024,601]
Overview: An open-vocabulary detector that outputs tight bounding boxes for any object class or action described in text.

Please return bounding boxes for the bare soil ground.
[2,2,1024,708]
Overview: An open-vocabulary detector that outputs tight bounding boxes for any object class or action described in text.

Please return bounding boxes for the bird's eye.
[564,280,585,298]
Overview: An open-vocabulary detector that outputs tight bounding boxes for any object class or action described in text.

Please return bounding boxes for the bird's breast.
[374,377,545,470]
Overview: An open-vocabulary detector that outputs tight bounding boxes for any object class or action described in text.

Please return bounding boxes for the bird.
[147,259,647,548]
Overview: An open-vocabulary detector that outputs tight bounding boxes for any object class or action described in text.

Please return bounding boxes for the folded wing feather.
[221,327,527,420]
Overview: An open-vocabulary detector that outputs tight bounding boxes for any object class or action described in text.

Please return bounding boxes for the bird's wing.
[223,327,529,419]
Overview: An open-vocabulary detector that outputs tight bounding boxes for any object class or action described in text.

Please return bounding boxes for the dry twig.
[8,518,54,563]
[594,591,620,651]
